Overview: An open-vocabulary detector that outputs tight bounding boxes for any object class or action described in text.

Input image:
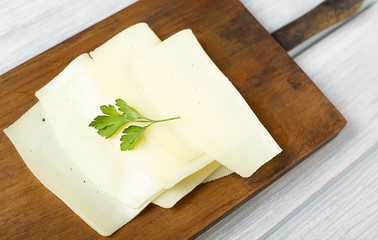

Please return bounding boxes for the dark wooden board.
[0,0,346,239]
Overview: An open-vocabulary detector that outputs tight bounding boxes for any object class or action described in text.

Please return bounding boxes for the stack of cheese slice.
[4,23,282,236]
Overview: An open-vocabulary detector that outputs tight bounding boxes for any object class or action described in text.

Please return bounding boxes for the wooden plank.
[0,0,346,239]
[198,3,378,239]
[2,0,373,75]
[266,145,378,239]
[240,0,323,33]
[0,0,337,76]
[0,0,137,75]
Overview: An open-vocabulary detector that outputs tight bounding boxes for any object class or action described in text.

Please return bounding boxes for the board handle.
[272,0,364,51]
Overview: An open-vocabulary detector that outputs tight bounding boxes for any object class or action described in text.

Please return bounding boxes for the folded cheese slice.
[85,23,212,188]
[4,103,147,236]
[203,166,234,183]
[133,29,282,178]
[90,23,203,165]
[153,161,220,208]
[36,54,163,208]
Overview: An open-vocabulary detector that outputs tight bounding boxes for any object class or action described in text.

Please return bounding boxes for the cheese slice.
[153,161,220,208]
[202,166,234,183]
[84,23,212,188]
[36,54,163,208]
[90,23,204,164]
[132,29,282,178]
[4,103,147,236]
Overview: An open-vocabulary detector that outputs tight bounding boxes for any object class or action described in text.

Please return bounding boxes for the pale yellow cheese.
[90,23,204,165]
[4,103,147,236]
[153,161,220,208]
[132,29,282,178]
[4,23,284,236]
[86,23,212,188]
[36,54,163,208]
[202,165,234,183]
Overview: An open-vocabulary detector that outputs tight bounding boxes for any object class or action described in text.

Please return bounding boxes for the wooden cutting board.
[0,0,346,239]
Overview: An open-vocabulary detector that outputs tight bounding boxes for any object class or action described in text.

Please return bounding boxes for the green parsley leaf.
[115,98,144,121]
[89,105,129,138]
[120,125,149,151]
[89,98,180,151]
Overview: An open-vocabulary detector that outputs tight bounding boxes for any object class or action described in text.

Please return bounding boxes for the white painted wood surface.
[266,145,378,239]
[1,0,377,239]
[0,0,137,75]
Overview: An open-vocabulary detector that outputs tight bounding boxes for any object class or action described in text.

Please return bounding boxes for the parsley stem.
[133,120,153,123]
[151,116,181,123]
[133,116,180,123]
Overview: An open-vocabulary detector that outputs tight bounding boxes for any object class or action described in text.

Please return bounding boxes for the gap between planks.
[261,144,378,239]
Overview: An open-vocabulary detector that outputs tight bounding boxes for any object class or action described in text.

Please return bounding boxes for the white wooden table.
[1,0,377,239]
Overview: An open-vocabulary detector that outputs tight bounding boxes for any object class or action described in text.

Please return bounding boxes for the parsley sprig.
[89,99,180,151]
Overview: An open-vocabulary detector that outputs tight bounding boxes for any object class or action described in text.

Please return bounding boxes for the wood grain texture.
[266,145,378,239]
[0,0,137,76]
[240,0,324,33]
[0,0,343,76]
[1,0,373,75]
[0,0,346,239]
[198,3,378,239]
[272,0,364,51]
[1,1,376,239]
